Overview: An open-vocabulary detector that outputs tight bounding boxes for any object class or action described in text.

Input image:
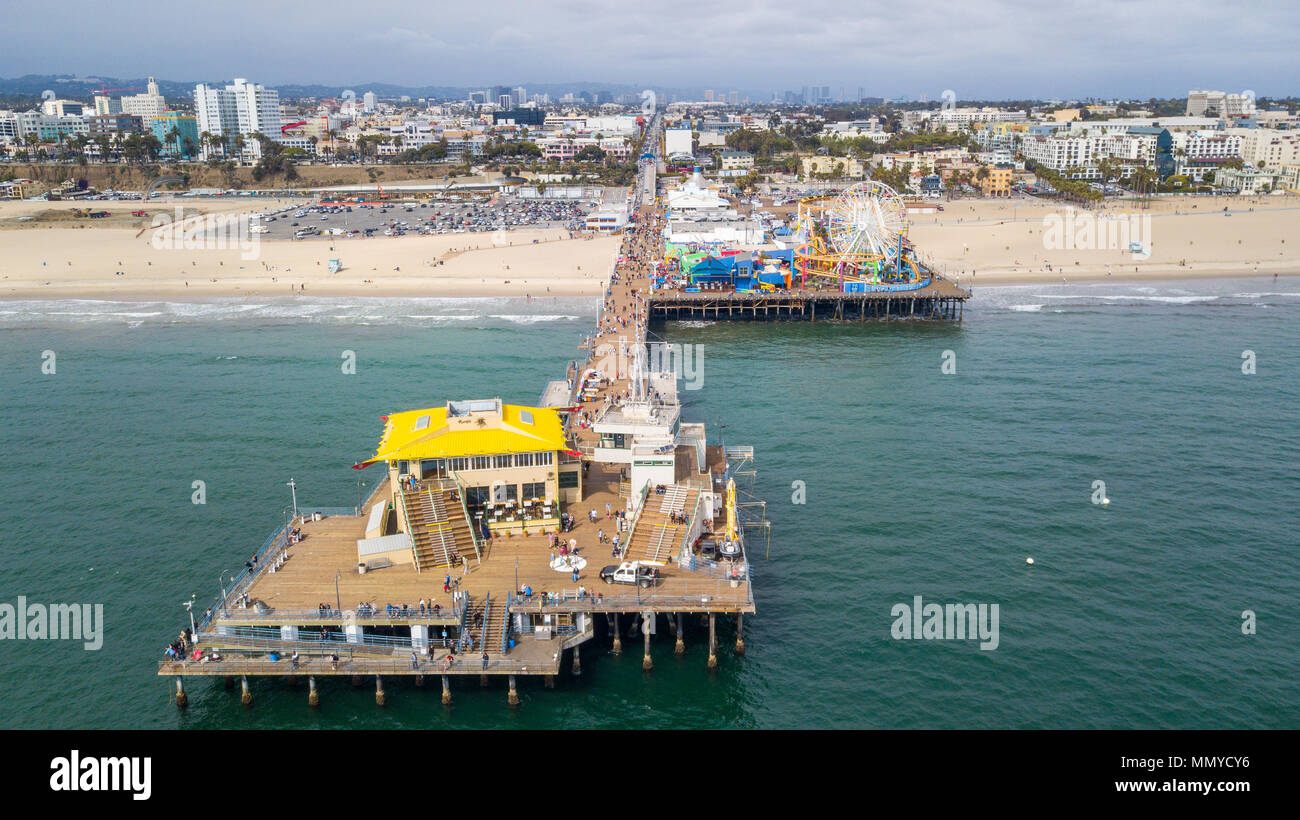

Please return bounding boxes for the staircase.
[480,598,507,655]
[625,483,699,566]
[404,487,475,571]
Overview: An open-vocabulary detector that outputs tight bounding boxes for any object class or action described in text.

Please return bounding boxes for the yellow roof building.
[358,398,569,466]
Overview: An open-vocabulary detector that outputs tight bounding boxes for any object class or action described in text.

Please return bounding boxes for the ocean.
[1,278,1297,729]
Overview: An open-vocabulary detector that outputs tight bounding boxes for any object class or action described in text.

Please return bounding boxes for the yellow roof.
[366,402,568,464]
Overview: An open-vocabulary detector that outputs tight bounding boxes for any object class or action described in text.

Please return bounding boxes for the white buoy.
[1102,498,1110,505]
[1026,557,1034,565]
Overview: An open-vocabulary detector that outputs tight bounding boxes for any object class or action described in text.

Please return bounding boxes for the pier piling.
[612,614,622,654]
[375,675,385,707]
[223,675,234,691]
[674,613,685,656]
[643,617,653,671]
[480,674,489,688]
[174,676,187,709]
[308,676,319,708]
[508,675,520,707]
[415,674,425,688]
[240,675,252,707]
[571,647,582,676]
[441,675,452,705]
[735,613,745,656]
[351,675,362,688]
[707,614,718,671]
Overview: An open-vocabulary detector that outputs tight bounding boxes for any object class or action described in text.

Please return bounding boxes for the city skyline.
[4,0,1298,100]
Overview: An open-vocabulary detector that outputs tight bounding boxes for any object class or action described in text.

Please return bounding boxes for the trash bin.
[269,652,279,662]
[358,562,367,575]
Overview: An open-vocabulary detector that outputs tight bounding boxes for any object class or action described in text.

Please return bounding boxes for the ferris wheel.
[823,181,909,263]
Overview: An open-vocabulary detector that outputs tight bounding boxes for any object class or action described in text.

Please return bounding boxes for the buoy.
[1026,557,1034,565]
[1102,498,1110,506]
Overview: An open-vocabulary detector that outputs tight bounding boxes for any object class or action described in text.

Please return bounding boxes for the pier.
[160,114,760,710]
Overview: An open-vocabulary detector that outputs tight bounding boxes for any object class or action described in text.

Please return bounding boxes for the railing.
[218,626,411,652]
[161,653,556,676]
[211,605,458,623]
[500,592,513,654]
[199,520,292,635]
[538,580,753,609]
[396,487,422,573]
[425,488,455,569]
[621,479,653,557]
[449,473,481,562]
[456,593,474,652]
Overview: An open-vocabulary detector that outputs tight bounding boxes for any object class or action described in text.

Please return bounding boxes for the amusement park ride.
[792,181,929,290]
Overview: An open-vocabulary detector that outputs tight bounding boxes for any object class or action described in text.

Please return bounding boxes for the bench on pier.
[359,556,393,573]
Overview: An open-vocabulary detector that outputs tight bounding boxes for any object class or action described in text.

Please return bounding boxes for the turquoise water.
[1,280,1297,729]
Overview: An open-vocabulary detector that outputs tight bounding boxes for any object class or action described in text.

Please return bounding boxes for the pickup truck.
[600,561,659,589]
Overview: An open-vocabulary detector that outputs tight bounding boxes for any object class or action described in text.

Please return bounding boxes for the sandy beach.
[907,195,1300,287]
[1,194,1297,300]
[0,195,621,299]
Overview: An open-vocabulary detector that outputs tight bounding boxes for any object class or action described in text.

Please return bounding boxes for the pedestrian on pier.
[441,627,449,647]
[482,652,489,670]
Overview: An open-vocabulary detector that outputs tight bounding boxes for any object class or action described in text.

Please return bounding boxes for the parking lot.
[251,195,593,241]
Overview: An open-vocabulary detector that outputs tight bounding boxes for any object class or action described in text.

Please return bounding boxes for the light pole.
[335,571,342,614]
[183,594,197,638]
[286,478,299,522]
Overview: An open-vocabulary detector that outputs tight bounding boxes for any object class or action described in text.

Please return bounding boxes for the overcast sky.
[4,0,1297,99]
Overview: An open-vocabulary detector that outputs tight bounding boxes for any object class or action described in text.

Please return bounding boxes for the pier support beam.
[480,674,490,688]
[308,676,319,708]
[414,674,425,688]
[707,614,718,671]
[240,675,252,707]
[544,674,555,689]
[375,675,386,707]
[674,613,685,656]
[508,675,520,707]
[571,647,582,676]
[442,675,452,705]
[643,617,653,671]
[611,614,622,654]
[735,613,745,656]
[351,675,363,688]
[174,676,187,709]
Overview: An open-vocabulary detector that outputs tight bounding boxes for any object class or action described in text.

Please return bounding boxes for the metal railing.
[211,605,458,623]
[537,580,753,609]
[621,479,653,556]
[160,653,555,676]
[449,473,481,561]
[396,487,422,573]
[500,592,513,654]
[460,592,481,653]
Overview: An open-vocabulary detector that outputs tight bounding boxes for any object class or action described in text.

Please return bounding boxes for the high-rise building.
[513,86,527,106]
[120,77,167,128]
[194,78,281,156]
[728,91,739,106]
[705,90,715,102]
[362,91,377,112]
[94,95,122,115]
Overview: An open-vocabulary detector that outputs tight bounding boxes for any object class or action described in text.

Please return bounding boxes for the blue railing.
[500,593,512,654]
[459,592,479,652]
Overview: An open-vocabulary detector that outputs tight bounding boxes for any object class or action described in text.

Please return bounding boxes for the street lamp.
[286,478,299,522]
[335,571,342,614]
[182,594,197,639]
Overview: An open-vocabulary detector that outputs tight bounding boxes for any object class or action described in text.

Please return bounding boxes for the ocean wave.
[0,297,596,328]
[1007,304,1044,312]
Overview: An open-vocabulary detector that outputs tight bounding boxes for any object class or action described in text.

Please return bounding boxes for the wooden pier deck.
[648,278,970,322]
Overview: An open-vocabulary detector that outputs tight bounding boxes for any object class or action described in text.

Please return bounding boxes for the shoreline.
[0,271,1293,306]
